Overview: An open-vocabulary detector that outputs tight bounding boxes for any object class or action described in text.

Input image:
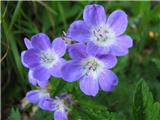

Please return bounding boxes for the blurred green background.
[1,1,160,120]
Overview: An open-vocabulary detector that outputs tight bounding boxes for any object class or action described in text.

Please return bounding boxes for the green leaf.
[31,109,53,120]
[37,1,57,16]
[109,112,127,120]
[8,108,21,120]
[72,103,109,120]
[132,80,160,120]
[8,1,22,32]
[71,98,126,120]
[152,58,160,69]
[3,20,25,83]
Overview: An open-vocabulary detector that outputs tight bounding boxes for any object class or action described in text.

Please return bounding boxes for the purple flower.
[21,33,66,88]
[68,4,133,56]
[61,43,118,96]
[39,97,68,120]
[25,89,50,105]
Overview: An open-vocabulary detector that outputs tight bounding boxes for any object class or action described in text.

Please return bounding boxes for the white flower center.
[52,97,67,112]
[90,24,115,47]
[81,56,104,79]
[40,49,58,68]
[39,89,49,98]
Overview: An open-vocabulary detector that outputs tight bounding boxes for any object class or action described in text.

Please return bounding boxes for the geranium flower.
[21,33,66,88]
[26,89,50,105]
[68,4,133,56]
[39,96,69,120]
[61,43,118,96]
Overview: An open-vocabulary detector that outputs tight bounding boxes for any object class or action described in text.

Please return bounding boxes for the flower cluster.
[21,4,133,120]
[26,90,71,120]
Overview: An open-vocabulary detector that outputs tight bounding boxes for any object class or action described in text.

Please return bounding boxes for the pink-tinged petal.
[83,4,107,26]
[28,70,38,85]
[107,10,128,36]
[54,110,68,120]
[52,37,66,57]
[50,58,67,78]
[86,42,99,56]
[24,38,32,49]
[22,49,40,68]
[80,76,99,96]
[31,33,51,50]
[96,55,117,69]
[99,69,118,92]
[62,61,83,82]
[68,43,87,60]
[110,35,133,56]
[25,90,41,104]
[32,66,50,88]
[68,20,90,42]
